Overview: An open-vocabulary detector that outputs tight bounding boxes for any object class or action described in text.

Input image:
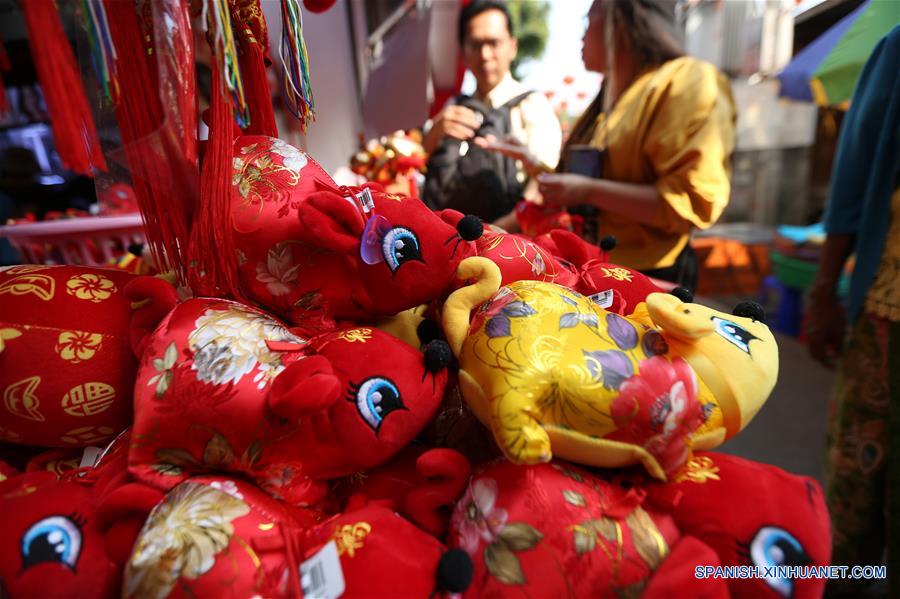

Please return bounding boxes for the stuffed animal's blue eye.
[21,516,82,570]
[712,316,758,354]
[749,526,809,597]
[381,227,421,272]
[352,377,404,432]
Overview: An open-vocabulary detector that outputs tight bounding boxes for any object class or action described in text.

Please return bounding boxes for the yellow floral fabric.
[864,188,900,321]
[589,57,736,270]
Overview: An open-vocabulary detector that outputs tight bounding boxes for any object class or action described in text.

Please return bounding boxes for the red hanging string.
[103,0,193,284]
[188,64,241,299]
[0,37,10,115]
[231,0,278,137]
[20,0,107,175]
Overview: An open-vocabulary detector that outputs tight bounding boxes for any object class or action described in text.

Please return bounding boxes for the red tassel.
[240,42,278,137]
[189,65,240,298]
[104,0,194,284]
[0,37,10,115]
[231,0,278,137]
[21,0,107,175]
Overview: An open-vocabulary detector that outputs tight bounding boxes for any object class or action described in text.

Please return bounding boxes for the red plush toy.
[330,445,471,536]
[660,452,832,599]
[128,291,453,505]
[445,221,677,316]
[531,229,681,314]
[122,475,322,599]
[0,471,120,599]
[0,431,162,599]
[447,459,692,597]
[448,454,831,598]
[305,502,474,598]
[0,265,143,447]
[225,136,482,331]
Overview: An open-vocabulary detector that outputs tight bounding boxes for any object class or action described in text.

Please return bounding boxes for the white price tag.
[79,446,103,470]
[356,188,375,214]
[588,289,615,309]
[300,541,346,599]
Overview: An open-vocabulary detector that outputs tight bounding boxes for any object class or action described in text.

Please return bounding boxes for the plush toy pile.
[0,139,831,598]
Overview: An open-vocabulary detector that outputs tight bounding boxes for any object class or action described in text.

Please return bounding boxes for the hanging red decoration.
[230,0,278,137]
[20,0,107,176]
[0,37,10,115]
[103,0,194,283]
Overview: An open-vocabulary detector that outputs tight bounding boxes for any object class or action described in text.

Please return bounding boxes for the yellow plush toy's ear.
[442,257,502,356]
[646,293,715,340]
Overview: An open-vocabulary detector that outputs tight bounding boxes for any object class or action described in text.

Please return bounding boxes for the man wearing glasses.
[423,0,561,223]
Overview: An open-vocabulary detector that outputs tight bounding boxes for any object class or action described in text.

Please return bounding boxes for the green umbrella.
[811,1,900,107]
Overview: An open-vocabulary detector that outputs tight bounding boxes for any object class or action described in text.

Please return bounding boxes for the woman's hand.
[536,173,596,206]
[804,283,846,370]
[473,135,549,178]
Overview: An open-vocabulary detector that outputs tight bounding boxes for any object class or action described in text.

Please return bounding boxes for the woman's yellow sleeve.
[642,61,736,233]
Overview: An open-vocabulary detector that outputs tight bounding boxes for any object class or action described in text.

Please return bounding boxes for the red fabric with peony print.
[0,265,141,447]
[448,459,681,597]
[663,452,832,599]
[228,136,477,333]
[128,296,450,506]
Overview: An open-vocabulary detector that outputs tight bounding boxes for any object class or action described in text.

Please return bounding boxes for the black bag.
[423,91,534,222]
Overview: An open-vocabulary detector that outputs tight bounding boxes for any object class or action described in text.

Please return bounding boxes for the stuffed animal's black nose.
[457,215,484,241]
[670,287,693,303]
[733,301,765,322]
[436,548,473,594]
[423,340,453,372]
[599,235,617,251]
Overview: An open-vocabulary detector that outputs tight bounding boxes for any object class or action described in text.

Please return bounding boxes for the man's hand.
[536,173,596,207]
[423,105,482,153]
[804,283,846,370]
[474,134,550,178]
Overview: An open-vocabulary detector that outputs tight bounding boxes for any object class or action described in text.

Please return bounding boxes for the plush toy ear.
[403,449,471,536]
[548,229,603,267]
[267,355,342,419]
[437,209,465,228]
[443,257,503,356]
[298,190,366,254]
[645,292,714,341]
[95,481,166,566]
[125,276,179,358]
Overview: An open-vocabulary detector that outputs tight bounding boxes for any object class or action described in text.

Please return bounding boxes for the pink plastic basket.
[0,214,146,266]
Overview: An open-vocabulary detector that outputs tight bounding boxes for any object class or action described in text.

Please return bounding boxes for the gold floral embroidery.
[55,331,104,363]
[4,376,43,421]
[601,267,634,282]
[334,522,372,557]
[233,139,305,210]
[338,328,373,343]
[676,454,721,483]
[124,482,250,598]
[0,274,55,301]
[66,273,117,302]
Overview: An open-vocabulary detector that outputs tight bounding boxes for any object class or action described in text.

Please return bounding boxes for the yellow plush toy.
[442,258,779,480]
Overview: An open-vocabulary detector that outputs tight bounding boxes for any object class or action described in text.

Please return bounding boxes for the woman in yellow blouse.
[483,0,736,291]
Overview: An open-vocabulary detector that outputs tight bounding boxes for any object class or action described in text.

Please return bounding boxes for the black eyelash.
[346,381,360,402]
[69,511,87,529]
